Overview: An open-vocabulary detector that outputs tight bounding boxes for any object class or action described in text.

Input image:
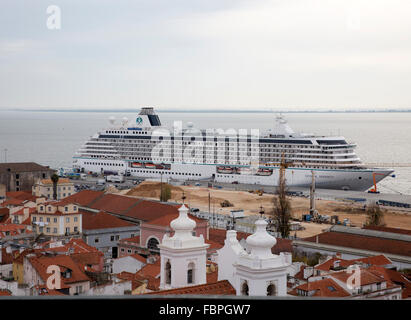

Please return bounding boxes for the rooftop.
[81,210,136,230]
[146,280,236,296]
[290,278,350,298]
[0,162,54,174]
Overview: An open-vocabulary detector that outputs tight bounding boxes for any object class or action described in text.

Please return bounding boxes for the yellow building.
[31,201,82,236]
[32,178,75,200]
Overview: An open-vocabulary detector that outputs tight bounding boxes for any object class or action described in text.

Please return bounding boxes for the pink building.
[139,213,209,253]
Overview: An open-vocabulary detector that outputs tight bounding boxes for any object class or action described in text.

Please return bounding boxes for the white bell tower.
[159,204,210,290]
[233,218,291,296]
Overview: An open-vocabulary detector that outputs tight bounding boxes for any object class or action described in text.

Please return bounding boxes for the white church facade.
[159,203,291,296]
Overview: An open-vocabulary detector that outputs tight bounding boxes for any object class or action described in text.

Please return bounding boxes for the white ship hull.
[73,157,393,192]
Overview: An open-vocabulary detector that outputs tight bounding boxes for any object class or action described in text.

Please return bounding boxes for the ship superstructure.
[73,107,393,191]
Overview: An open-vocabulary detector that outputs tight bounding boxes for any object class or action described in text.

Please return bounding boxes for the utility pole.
[4,148,7,163]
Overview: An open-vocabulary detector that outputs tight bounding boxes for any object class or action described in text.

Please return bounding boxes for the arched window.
[267,283,276,296]
[241,281,249,296]
[187,262,195,284]
[147,238,159,251]
[165,261,171,285]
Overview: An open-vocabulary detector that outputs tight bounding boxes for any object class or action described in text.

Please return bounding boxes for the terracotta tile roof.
[81,210,136,230]
[208,228,250,245]
[34,285,67,296]
[39,178,71,185]
[290,278,350,298]
[206,240,223,251]
[64,191,182,223]
[129,253,147,264]
[62,190,105,206]
[12,207,36,216]
[1,248,15,265]
[362,225,411,236]
[315,255,392,272]
[0,162,54,174]
[0,208,9,223]
[6,191,37,202]
[368,265,411,299]
[119,235,141,244]
[136,259,161,279]
[28,254,91,285]
[0,223,27,238]
[303,231,411,257]
[71,252,104,266]
[116,271,160,291]
[146,212,206,227]
[0,289,12,296]
[146,280,236,296]
[271,238,293,254]
[330,268,387,286]
[117,199,180,222]
[1,199,25,206]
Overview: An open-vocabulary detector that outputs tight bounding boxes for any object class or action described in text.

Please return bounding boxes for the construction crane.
[368,172,387,194]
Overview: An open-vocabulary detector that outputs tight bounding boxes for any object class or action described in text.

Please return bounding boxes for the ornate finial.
[182,191,186,203]
[259,205,265,218]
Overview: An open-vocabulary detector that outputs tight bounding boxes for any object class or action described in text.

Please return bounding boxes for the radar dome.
[108,116,116,125]
[122,117,129,126]
[187,122,194,128]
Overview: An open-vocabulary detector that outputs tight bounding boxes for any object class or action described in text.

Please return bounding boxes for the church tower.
[234,218,291,296]
[159,204,210,290]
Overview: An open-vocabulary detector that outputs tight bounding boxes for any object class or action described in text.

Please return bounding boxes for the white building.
[158,204,210,290]
[217,218,292,296]
[112,254,146,274]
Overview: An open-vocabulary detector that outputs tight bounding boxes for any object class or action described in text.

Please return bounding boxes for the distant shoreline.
[2,108,411,113]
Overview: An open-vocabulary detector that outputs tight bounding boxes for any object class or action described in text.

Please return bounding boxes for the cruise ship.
[72,107,394,191]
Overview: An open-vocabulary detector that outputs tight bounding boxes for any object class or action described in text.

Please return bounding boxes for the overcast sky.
[1,0,411,111]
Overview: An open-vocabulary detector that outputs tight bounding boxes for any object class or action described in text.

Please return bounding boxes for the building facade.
[0,163,54,192]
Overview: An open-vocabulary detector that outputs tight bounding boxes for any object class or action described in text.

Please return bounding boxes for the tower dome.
[170,204,196,236]
[246,219,276,259]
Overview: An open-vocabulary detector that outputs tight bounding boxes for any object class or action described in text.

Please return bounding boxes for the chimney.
[335,252,342,258]
[333,260,341,269]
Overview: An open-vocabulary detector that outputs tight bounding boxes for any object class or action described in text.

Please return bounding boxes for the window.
[46,227,50,233]
[33,217,37,222]
[74,217,78,222]
[115,235,120,241]
[54,218,57,223]
[121,248,125,252]
[165,261,171,285]
[187,262,195,284]
[95,238,99,243]
[65,207,68,212]
[46,218,50,222]
[147,238,159,251]
[65,227,70,234]
[241,281,249,296]
[111,236,115,241]
[15,174,20,179]
[53,228,57,234]
[74,227,78,232]
[267,284,276,296]
[66,217,70,223]
[39,217,43,222]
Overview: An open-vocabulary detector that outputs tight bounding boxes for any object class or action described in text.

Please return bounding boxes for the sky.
[0,0,411,111]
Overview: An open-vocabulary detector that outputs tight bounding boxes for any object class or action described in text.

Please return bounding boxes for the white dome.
[170,204,196,234]
[246,219,276,258]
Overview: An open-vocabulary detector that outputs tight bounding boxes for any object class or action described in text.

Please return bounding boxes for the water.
[0,110,410,194]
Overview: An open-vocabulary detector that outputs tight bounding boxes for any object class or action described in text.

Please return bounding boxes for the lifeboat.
[256,168,273,176]
[131,162,143,168]
[144,163,156,169]
[217,166,234,174]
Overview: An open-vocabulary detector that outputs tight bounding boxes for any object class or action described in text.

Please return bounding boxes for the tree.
[269,165,291,238]
[365,203,385,226]
[51,173,59,200]
[160,184,171,202]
